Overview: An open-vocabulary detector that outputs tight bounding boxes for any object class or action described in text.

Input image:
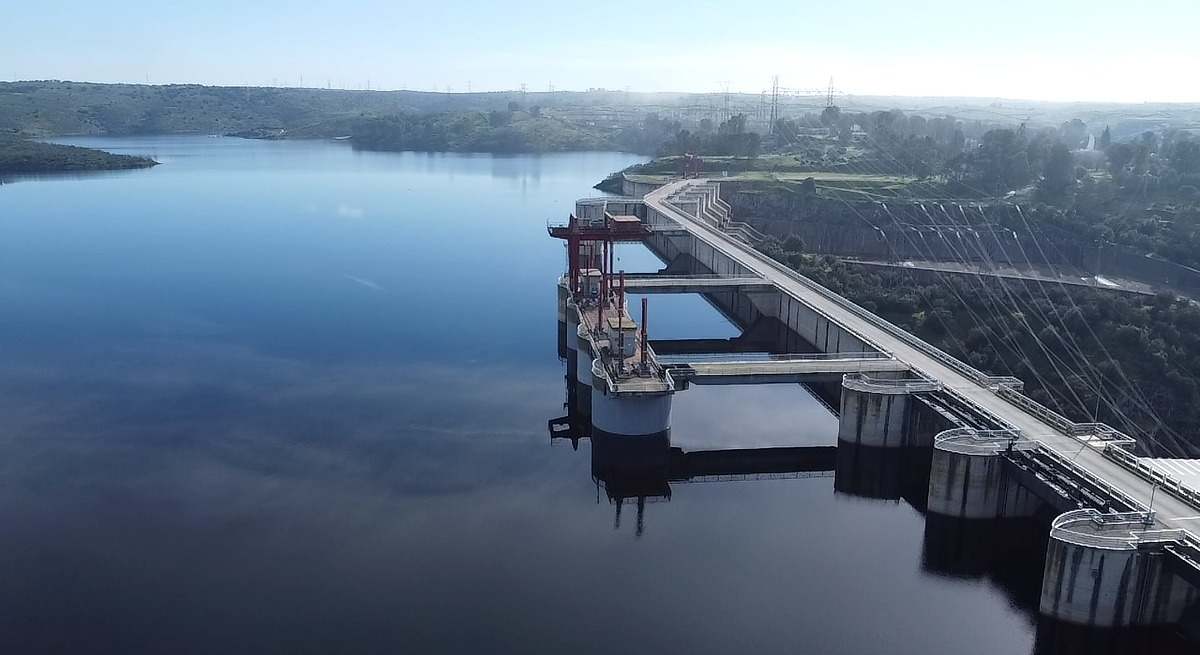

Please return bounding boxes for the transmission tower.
[769,75,779,135]
[826,77,836,108]
[718,81,731,123]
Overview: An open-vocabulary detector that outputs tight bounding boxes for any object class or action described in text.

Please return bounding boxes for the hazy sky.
[4,0,1198,102]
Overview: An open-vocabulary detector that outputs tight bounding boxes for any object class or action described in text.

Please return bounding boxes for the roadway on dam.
[645,179,1200,539]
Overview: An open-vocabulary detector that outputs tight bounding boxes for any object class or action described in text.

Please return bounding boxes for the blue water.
[0,137,1187,654]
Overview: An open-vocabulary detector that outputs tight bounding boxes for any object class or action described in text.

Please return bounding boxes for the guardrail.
[1049,509,1186,548]
[842,372,941,393]
[659,351,896,365]
[1023,441,1147,512]
[934,426,1023,444]
[619,273,759,281]
[980,375,1024,391]
[575,196,644,204]
[588,348,674,396]
[1103,445,1200,510]
[933,426,1031,454]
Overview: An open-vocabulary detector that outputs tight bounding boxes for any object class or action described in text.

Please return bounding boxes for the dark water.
[0,137,1192,653]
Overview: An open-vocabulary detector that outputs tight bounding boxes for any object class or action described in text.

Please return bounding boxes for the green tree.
[1039,143,1075,199]
[1172,139,1200,175]
[1059,119,1088,149]
[1106,142,1135,175]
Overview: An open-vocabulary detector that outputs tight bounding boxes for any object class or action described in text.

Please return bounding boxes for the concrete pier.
[837,373,939,448]
[565,298,580,353]
[926,428,1043,519]
[1040,510,1200,627]
[574,324,594,384]
[590,360,673,437]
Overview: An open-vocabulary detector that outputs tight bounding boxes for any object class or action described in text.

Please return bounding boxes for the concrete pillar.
[590,369,672,438]
[837,383,914,448]
[557,281,569,323]
[575,324,592,385]
[926,429,1041,519]
[565,300,580,353]
[1040,510,1200,627]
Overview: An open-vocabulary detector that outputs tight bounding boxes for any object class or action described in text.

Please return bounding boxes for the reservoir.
[0,137,1193,653]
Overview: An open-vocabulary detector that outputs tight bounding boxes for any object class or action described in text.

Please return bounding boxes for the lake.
[0,137,1191,653]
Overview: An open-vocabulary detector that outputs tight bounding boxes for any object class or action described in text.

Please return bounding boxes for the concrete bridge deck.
[645,179,1200,541]
[664,354,910,386]
[619,274,775,294]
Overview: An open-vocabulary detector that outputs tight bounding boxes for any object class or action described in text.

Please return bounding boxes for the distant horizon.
[3,1,1197,105]
[6,78,1200,108]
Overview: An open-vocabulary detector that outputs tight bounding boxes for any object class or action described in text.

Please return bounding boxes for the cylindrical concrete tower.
[926,428,1042,519]
[838,374,918,448]
[1040,510,1199,627]
[590,360,672,438]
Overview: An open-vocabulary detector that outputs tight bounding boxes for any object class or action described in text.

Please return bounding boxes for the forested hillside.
[0,132,156,175]
[759,246,1200,457]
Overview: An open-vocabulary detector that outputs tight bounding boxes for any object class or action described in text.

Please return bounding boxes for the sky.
[3,0,1198,103]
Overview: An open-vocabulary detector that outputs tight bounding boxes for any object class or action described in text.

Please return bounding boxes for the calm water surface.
[0,137,1190,653]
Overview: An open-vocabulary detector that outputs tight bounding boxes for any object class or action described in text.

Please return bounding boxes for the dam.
[551,178,1200,629]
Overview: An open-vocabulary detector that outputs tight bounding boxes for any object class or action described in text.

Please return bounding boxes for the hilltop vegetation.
[619,103,1200,270]
[0,81,506,137]
[347,109,612,153]
[0,81,664,154]
[0,132,156,175]
[4,80,1199,160]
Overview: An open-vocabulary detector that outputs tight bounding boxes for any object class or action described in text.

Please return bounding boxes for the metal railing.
[1024,441,1148,513]
[1103,446,1200,510]
[932,426,1035,454]
[618,272,761,281]
[980,375,1024,391]
[665,351,893,363]
[842,372,941,394]
[589,352,675,397]
[1049,509,1185,549]
[659,351,898,367]
[934,426,1024,444]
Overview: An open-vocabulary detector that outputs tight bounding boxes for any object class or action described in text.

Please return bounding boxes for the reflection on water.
[0,136,1195,653]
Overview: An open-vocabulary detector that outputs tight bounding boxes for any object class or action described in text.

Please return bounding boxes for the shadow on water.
[1032,616,1197,655]
[0,167,153,186]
